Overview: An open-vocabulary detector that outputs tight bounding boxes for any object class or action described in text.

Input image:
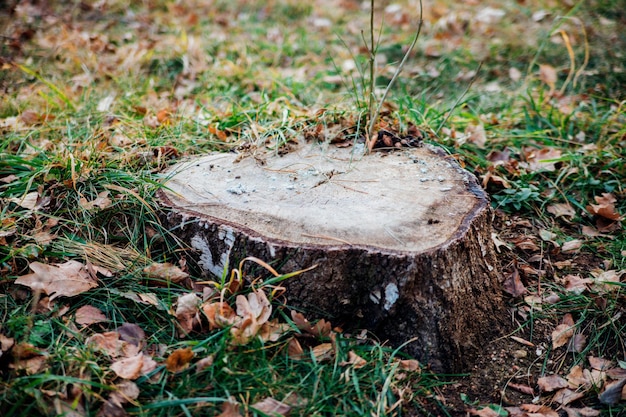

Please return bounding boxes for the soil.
[410,210,610,416]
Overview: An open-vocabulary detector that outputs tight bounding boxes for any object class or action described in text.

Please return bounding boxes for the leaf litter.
[1,0,624,415]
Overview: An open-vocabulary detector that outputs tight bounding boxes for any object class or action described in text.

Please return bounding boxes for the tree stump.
[158,143,506,372]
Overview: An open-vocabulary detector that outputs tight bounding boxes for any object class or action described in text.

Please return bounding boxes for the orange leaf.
[166,347,194,372]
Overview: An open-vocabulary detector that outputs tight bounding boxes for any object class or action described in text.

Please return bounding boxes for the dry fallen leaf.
[251,397,291,416]
[217,400,243,417]
[588,357,612,371]
[468,406,503,417]
[552,313,575,349]
[175,293,201,334]
[9,343,48,375]
[195,355,214,373]
[591,269,624,293]
[563,406,600,417]
[202,301,237,330]
[99,380,140,417]
[561,239,583,253]
[231,290,273,345]
[15,261,99,300]
[520,404,559,417]
[144,262,189,284]
[110,353,144,380]
[568,333,587,353]
[311,343,334,362]
[538,374,569,392]
[553,388,586,405]
[398,359,421,372]
[524,147,562,172]
[547,203,576,219]
[79,191,112,210]
[563,275,593,294]
[503,267,526,297]
[86,331,140,358]
[539,64,557,90]
[290,310,331,337]
[598,378,626,405]
[116,323,146,347]
[340,351,367,368]
[165,347,194,373]
[258,319,291,343]
[508,383,534,395]
[567,365,592,389]
[74,305,107,327]
[586,193,622,221]
[9,191,40,210]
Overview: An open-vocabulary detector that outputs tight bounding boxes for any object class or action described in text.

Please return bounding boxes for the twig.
[366,0,424,152]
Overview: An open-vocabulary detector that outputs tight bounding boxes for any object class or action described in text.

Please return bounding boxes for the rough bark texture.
[158,143,506,372]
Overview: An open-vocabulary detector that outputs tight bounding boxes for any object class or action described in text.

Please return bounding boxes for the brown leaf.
[75,305,107,327]
[0,333,15,353]
[143,262,189,284]
[116,323,146,347]
[9,343,48,374]
[9,191,40,210]
[287,338,304,360]
[258,319,291,343]
[598,378,626,405]
[503,267,526,297]
[86,332,139,358]
[568,333,586,353]
[195,355,214,373]
[290,311,331,337]
[553,388,585,405]
[586,193,622,221]
[523,147,562,172]
[217,401,243,417]
[174,293,201,334]
[547,203,576,219]
[468,407,502,417]
[552,313,575,349]
[592,269,624,293]
[110,353,145,380]
[563,407,601,417]
[539,64,557,89]
[588,357,612,371]
[563,275,593,294]
[398,359,421,372]
[202,301,237,330]
[79,191,112,210]
[465,123,487,148]
[251,397,291,416]
[311,343,334,362]
[538,375,569,392]
[15,261,99,300]
[165,347,194,373]
[340,351,367,368]
[561,239,583,254]
[520,404,559,417]
[99,380,139,417]
[508,383,534,395]
[567,365,592,389]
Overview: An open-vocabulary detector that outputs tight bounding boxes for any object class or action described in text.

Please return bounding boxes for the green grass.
[1,0,624,415]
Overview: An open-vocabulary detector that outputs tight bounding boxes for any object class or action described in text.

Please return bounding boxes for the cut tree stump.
[158,143,506,372]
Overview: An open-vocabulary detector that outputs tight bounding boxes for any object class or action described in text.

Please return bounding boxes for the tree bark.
[158,143,506,372]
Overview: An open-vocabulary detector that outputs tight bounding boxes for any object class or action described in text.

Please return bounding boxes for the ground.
[0,0,624,416]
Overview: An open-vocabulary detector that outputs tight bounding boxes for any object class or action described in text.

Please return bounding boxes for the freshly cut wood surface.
[159,143,506,372]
